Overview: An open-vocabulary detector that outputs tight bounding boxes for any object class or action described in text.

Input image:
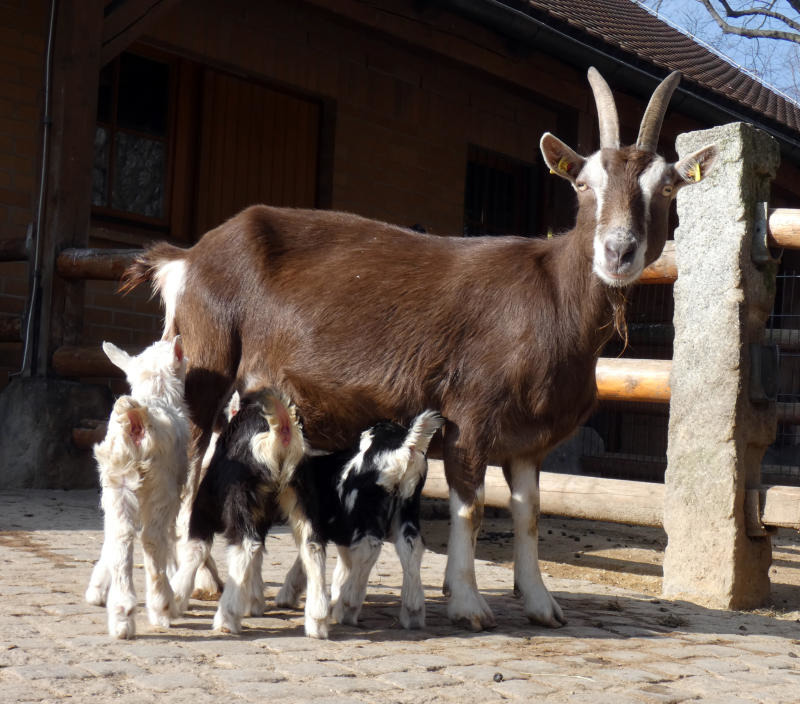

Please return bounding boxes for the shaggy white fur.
[85,337,190,639]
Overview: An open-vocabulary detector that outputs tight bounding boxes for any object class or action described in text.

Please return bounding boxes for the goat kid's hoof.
[212,610,241,635]
[109,607,136,639]
[85,585,107,607]
[399,607,425,630]
[248,601,266,617]
[275,587,301,610]
[304,617,329,639]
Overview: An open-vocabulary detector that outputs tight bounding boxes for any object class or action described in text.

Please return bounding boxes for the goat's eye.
[662,184,674,197]
[576,182,589,192]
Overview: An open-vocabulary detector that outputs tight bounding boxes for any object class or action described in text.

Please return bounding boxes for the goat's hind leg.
[214,536,262,634]
[101,485,139,639]
[275,554,306,609]
[507,457,565,627]
[170,536,211,614]
[140,516,178,629]
[332,536,382,627]
[85,536,113,607]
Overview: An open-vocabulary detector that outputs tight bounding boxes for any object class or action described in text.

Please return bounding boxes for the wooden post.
[34,0,104,376]
[663,123,779,609]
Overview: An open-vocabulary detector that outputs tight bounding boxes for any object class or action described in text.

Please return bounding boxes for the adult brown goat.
[122,68,717,631]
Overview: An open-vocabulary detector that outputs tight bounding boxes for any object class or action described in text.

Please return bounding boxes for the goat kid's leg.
[394,520,426,629]
[170,537,211,614]
[444,486,495,631]
[101,486,139,639]
[214,536,262,634]
[85,536,113,607]
[330,545,351,608]
[140,521,178,628]
[332,536,382,627]
[298,533,330,639]
[275,555,306,609]
[508,458,566,627]
[177,425,224,600]
[247,543,266,616]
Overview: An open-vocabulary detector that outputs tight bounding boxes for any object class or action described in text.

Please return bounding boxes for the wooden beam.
[595,357,671,403]
[72,420,107,450]
[101,0,182,66]
[57,248,139,280]
[758,484,800,529]
[52,345,124,378]
[423,461,664,526]
[35,0,104,376]
[768,208,800,249]
[0,237,28,262]
[640,240,676,284]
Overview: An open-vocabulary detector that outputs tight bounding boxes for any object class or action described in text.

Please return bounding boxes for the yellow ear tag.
[691,162,702,182]
[550,157,570,176]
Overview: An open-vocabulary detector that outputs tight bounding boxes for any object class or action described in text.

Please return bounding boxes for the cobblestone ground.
[1,490,800,703]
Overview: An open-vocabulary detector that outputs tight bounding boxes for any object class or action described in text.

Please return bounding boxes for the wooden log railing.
[0,314,21,342]
[0,236,28,262]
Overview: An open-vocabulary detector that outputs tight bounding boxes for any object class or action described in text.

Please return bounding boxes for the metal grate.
[764,270,800,485]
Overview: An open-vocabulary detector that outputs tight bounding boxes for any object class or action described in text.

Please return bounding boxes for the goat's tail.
[119,242,190,339]
[386,410,445,500]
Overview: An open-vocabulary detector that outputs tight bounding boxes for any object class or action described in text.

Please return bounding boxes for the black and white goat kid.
[171,388,443,638]
[276,408,444,634]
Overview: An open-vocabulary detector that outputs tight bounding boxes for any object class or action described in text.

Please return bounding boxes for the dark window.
[93,51,173,226]
[463,145,538,237]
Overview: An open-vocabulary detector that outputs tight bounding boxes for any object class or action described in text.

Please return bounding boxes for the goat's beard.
[607,286,629,352]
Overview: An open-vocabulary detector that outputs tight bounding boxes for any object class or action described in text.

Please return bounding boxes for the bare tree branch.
[697,0,800,43]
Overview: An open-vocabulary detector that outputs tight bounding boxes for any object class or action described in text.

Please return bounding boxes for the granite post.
[663,122,779,609]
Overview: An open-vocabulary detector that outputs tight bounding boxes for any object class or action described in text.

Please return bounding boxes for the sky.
[634,0,800,103]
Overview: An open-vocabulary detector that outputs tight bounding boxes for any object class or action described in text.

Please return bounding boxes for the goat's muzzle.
[594,227,643,287]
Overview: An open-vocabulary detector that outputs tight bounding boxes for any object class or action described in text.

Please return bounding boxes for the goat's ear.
[540,133,585,184]
[673,144,718,187]
[102,341,130,373]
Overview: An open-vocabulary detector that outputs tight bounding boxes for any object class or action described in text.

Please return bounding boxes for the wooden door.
[194,69,321,237]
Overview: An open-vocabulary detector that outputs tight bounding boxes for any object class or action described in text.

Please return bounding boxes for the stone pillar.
[663,122,779,609]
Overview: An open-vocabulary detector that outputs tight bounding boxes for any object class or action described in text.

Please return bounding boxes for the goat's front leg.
[247,543,265,616]
[507,456,566,627]
[444,484,495,630]
[275,555,306,609]
[332,536,382,627]
[297,527,329,639]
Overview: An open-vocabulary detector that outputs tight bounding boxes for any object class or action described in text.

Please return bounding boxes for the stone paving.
[1,490,800,703]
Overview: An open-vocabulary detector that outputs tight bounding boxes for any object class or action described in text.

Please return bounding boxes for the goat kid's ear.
[102,341,131,373]
[125,408,147,446]
[172,335,185,363]
[407,411,445,455]
[673,144,718,187]
[540,133,585,185]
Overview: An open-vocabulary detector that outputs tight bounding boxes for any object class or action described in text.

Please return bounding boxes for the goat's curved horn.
[636,71,681,153]
[587,67,619,150]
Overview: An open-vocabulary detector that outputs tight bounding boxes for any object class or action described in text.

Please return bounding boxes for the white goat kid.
[85,336,190,639]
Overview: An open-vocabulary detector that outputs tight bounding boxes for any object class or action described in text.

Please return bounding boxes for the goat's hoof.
[148,609,172,629]
[85,585,107,607]
[447,600,496,631]
[399,607,425,630]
